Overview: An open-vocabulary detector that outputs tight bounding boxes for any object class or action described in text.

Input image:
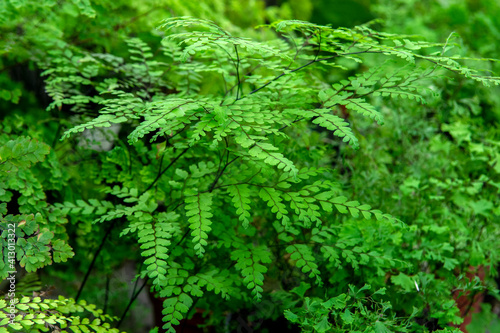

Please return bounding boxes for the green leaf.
[313,316,331,333]
[186,192,214,257]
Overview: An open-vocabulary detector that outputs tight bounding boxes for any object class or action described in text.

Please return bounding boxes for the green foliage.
[0,135,74,277]
[2,1,500,332]
[284,284,425,333]
[0,296,119,332]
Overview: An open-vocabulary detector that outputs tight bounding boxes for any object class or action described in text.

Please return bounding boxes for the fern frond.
[231,245,272,300]
[258,187,290,227]
[286,244,322,285]
[54,199,114,215]
[185,191,213,257]
[101,185,139,201]
[16,272,42,296]
[288,108,359,149]
[139,220,177,287]
[125,37,154,61]
[161,17,291,63]
[282,191,322,227]
[0,296,119,332]
[161,293,193,333]
[248,143,298,175]
[0,137,50,173]
[128,99,201,143]
[234,131,298,176]
[227,184,252,228]
[159,16,225,34]
[189,269,234,300]
[314,193,404,226]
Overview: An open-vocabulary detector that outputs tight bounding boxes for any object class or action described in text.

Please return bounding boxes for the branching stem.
[75,219,117,302]
[141,147,190,195]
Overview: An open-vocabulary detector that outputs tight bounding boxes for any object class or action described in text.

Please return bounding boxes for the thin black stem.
[221,64,263,104]
[141,147,190,196]
[169,200,186,213]
[207,115,303,193]
[208,137,231,192]
[75,219,117,302]
[248,58,317,95]
[132,261,145,296]
[248,50,381,96]
[157,153,165,180]
[172,229,190,250]
[51,123,62,148]
[208,154,238,193]
[315,50,382,61]
[115,278,149,329]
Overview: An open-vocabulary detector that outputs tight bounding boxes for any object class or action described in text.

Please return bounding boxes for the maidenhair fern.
[4,10,500,333]
[51,17,499,330]
[0,137,74,278]
[185,191,213,257]
[0,296,119,333]
[231,245,272,300]
[227,184,252,228]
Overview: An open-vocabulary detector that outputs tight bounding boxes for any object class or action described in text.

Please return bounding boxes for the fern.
[0,296,118,332]
[15,273,42,296]
[286,244,322,285]
[258,187,290,227]
[227,184,252,228]
[231,245,272,300]
[309,109,359,148]
[6,10,500,333]
[161,293,193,333]
[190,269,233,300]
[160,17,292,63]
[0,137,50,173]
[185,191,213,257]
[138,217,179,287]
[54,199,114,216]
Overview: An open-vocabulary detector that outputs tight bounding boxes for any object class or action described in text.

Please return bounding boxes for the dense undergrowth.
[1,0,500,332]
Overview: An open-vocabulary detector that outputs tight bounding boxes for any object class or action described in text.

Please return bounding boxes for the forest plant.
[2,1,500,332]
